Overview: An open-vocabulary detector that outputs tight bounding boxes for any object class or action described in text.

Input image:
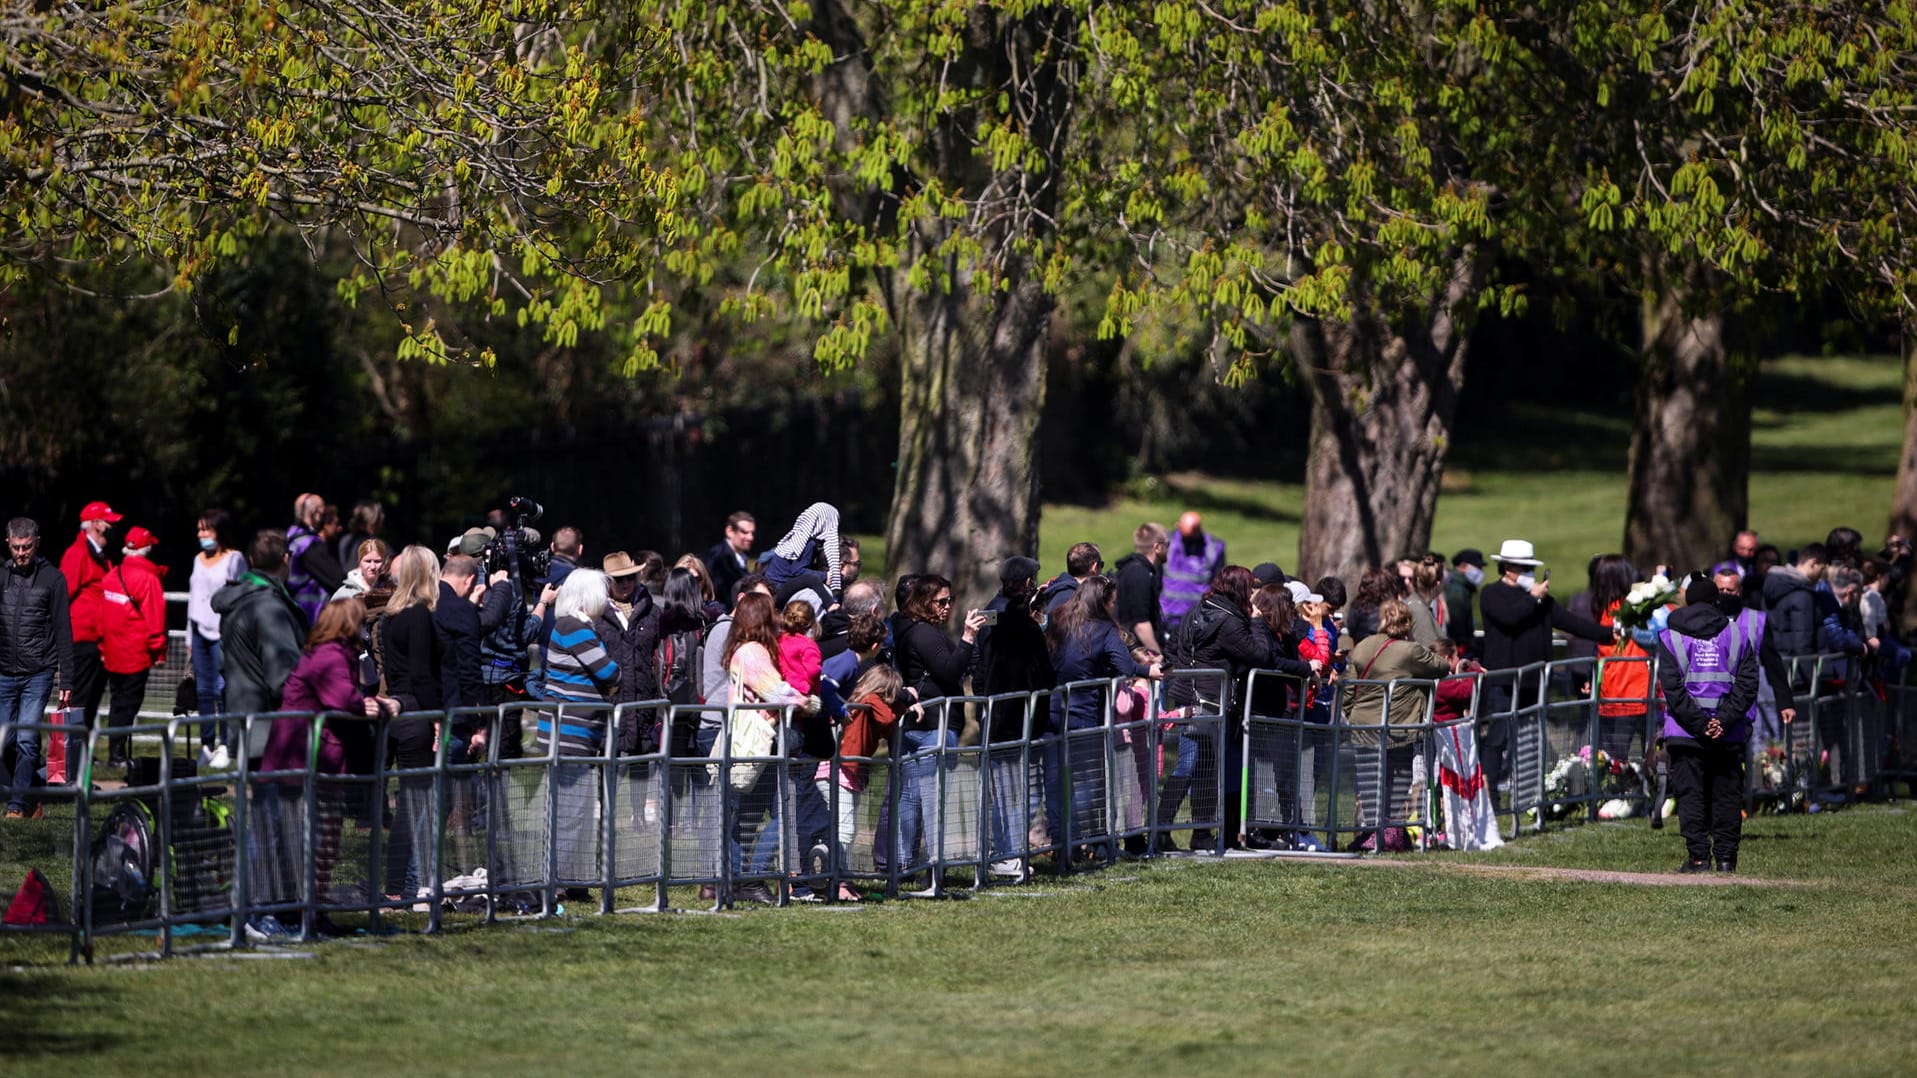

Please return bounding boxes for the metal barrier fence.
[0,650,1902,962]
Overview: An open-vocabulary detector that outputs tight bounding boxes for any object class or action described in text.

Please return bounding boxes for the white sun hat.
[1495,539,1542,567]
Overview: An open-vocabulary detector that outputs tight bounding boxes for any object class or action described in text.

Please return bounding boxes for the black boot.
[1676,857,1711,874]
[1713,857,1736,873]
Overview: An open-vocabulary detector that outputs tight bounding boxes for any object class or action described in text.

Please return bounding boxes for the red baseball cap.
[79,501,123,523]
[124,526,159,549]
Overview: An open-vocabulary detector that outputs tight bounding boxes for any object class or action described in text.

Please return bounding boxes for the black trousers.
[104,669,149,761]
[1479,678,1539,806]
[70,640,107,729]
[1669,742,1745,864]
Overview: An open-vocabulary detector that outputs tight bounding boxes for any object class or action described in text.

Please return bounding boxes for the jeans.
[694,724,783,880]
[0,670,54,812]
[1064,726,1109,846]
[749,760,830,877]
[191,628,229,748]
[894,727,956,870]
[986,746,1029,860]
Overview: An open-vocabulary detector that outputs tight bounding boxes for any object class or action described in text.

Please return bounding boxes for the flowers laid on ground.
[1536,744,1648,821]
[1752,740,1808,814]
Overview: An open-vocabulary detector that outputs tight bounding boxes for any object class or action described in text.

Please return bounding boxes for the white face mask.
[1463,565,1484,588]
[1515,572,1536,590]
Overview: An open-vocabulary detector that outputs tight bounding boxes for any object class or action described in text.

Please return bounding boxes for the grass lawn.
[1028,354,1903,578]
[3,803,1914,1075]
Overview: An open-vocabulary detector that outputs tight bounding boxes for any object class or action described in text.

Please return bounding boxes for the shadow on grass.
[1156,476,1300,524]
[1748,444,1899,476]
[0,970,117,1058]
[1453,405,1632,472]
[1752,369,1896,416]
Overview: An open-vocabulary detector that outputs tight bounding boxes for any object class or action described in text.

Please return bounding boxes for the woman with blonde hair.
[375,544,442,904]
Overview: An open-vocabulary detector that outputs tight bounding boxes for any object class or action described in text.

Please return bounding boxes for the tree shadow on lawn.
[1151,475,1300,524]
[1752,369,1896,416]
[0,969,120,1058]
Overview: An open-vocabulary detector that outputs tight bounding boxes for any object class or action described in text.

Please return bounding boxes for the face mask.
[199,538,217,552]
[1515,572,1536,590]
[1463,565,1483,588]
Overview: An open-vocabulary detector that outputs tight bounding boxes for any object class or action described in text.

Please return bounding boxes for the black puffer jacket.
[593,590,662,703]
[0,557,72,688]
[1166,596,1272,710]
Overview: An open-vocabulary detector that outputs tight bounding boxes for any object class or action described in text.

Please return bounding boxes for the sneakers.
[1676,858,1711,874]
[1188,829,1217,854]
[199,744,230,771]
[788,885,823,903]
[989,858,1029,881]
[3,809,23,820]
[244,914,292,942]
[834,882,862,903]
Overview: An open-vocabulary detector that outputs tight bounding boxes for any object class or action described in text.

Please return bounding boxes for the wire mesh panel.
[979,694,1036,874]
[925,697,986,888]
[1534,659,1600,823]
[1883,681,1917,785]
[1498,664,1549,829]
[1336,678,1436,851]
[0,715,94,959]
[1152,669,1228,854]
[1241,670,1320,843]
[605,702,670,904]
[1047,680,1116,862]
[664,705,724,888]
[1109,682,1157,855]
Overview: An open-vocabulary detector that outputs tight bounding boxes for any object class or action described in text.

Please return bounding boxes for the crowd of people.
[1,494,1910,923]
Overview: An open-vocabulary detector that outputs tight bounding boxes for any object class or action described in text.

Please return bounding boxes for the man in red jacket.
[60,501,120,739]
[99,526,168,769]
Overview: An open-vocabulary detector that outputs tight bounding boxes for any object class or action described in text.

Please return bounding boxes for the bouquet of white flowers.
[1614,573,1678,639]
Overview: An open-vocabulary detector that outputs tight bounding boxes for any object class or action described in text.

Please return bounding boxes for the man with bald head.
[1160,511,1225,631]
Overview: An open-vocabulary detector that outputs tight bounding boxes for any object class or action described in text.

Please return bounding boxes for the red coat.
[62,533,113,643]
[99,555,168,674]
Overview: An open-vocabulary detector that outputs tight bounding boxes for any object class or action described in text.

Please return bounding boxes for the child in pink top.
[776,600,823,697]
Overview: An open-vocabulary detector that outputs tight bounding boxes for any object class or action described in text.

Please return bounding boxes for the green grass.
[874,353,1903,579]
[4,804,1915,1075]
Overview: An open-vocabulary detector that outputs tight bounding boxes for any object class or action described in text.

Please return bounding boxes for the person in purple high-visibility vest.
[1159,512,1224,632]
[1654,575,1760,874]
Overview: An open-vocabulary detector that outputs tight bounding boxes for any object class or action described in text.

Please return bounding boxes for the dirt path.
[1353,858,1809,888]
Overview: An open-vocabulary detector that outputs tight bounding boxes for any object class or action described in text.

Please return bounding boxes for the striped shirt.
[772,502,842,594]
[536,614,620,755]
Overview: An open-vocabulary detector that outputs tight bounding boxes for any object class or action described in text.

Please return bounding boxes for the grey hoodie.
[212,571,307,758]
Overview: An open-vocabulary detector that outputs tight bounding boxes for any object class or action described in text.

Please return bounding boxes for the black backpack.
[656,629,704,706]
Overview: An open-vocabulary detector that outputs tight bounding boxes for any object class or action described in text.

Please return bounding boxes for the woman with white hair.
[537,569,621,899]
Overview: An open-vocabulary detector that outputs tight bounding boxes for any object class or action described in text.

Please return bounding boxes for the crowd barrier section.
[7,650,1911,962]
[1151,668,1231,856]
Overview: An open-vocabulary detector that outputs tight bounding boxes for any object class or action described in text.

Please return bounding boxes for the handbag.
[706,669,778,792]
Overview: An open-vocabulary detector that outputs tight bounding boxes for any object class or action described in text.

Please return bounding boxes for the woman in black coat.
[1159,565,1272,852]
[888,576,985,874]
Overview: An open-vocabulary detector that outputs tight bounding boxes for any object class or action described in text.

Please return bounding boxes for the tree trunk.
[1889,325,1917,632]
[1295,253,1479,585]
[872,7,1075,611]
[1622,277,1750,573]
[884,278,1051,609]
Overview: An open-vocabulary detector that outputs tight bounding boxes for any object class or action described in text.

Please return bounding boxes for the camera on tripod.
[483,496,551,584]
